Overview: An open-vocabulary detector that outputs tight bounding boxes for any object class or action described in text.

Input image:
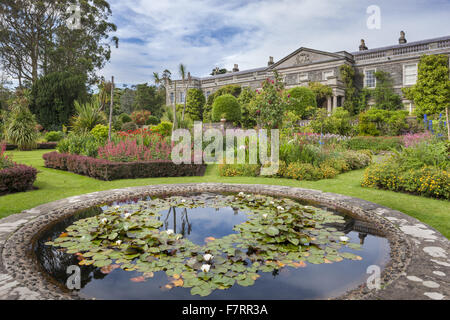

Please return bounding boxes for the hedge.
[43,152,207,181]
[0,164,37,194]
[6,142,58,150]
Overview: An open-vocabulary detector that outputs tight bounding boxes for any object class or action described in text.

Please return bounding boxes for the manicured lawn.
[1,150,449,239]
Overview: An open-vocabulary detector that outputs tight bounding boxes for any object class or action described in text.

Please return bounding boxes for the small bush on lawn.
[284,163,323,181]
[0,164,37,194]
[45,131,64,142]
[218,163,260,177]
[57,132,104,158]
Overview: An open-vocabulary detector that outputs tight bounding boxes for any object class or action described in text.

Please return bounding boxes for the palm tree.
[153,72,161,87]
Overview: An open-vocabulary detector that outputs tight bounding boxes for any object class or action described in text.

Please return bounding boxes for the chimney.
[268,56,274,66]
[233,64,239,72]
[359,39,368,51]
[399,31,407,44]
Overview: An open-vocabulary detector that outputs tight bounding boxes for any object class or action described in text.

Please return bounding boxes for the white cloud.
[100,0,450,85]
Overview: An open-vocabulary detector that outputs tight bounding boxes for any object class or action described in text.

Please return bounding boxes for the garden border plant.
[43,151,207,181]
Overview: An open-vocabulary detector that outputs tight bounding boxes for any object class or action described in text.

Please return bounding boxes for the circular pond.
[35,192,390,300]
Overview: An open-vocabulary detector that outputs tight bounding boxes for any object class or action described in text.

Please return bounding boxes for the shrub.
[151,121,173,137]
[146,116,160,126]
[358,108,409,136]
[45,131,64,142]
[91,124,109,141]
[57,132,103,158]
[310,108,353,135]
[43,152,206,181]
[218,163,260,177]
[121,122,138,132]
[283,162,323,181]
[131,110,152,126]
[0,164,37,194]
[186,88,206,121]
[340,151,372,170]
[212,94,241,122]
[287,87,317,119]
[119,113,132,124]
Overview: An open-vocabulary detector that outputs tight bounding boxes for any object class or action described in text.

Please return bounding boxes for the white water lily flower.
[115,240,122,246]
[269,201,275,205]
[181,199,186,203]
[262,214,268,219]
[100,218,108,224]
[277,206,285,211]
[166,229,174,235]
[124,213,132,219]
[340,236,350,242]
[203,254,214,262]
[238,192,245,197]
[201,264,211,273]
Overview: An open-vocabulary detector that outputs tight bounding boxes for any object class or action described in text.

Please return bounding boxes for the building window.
[364,69,376,88]
[299,73,309,81]
[179,92,185,103]
[322,70,334,80]
[170,92,174,104]
[403,64,418,86]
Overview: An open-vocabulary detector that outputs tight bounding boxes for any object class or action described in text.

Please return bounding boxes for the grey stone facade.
[167,33,450,114]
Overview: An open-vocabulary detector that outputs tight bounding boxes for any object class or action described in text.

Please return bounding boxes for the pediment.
[269,48,344,69]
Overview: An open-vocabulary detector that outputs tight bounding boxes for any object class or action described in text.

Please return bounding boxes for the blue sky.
[99,0,450,86]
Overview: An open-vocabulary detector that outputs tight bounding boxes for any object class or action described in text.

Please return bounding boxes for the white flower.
[238,192,245,197]
[277,206,284,211]
[166,229,174,235]
[100,218,108,224]
[262,214,268,219]
[115,240,122,246]
[340,236,350,242]
[270,201,275,205]
[203,254,214,262]
[114,206,120,210]
[181,199,186,203]
[201,264,211,273]
[124,213,132,219]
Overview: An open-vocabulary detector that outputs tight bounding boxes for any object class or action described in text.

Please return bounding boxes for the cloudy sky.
[101,0,450,86]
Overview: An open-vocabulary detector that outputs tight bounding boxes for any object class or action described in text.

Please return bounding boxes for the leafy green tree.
[373,71,403,110]
[186,88,205,121]
[204,84,242,122]
[133,83,165,119]
[119,88,136,114]
[0,0,117,86]
[30,71,87,130]
[403,54,450,119]
[287,87,317,119]
[238,87,257,128]
[212,94,241,122]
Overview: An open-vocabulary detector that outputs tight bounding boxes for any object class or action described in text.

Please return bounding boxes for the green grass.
[1,150,449,239]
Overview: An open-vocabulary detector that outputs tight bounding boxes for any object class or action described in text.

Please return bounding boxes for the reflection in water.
[35,194,390,300]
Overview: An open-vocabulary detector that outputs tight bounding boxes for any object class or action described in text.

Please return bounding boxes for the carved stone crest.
[295,53,311,65]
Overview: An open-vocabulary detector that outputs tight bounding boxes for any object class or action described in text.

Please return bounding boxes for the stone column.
[333,95,338,112]
[327,97,332,115]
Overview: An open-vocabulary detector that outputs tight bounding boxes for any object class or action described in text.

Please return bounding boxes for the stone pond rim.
[0,183,449,300]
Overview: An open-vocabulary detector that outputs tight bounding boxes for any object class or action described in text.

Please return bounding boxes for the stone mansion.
[167,32,450,114]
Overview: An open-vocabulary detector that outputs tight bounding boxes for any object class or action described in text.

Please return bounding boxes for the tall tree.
[0,0,117,86]
[133,83,165,119]
[179,63,190,122]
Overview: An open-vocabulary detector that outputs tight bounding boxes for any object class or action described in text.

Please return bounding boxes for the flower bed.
[43,152,206,181]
